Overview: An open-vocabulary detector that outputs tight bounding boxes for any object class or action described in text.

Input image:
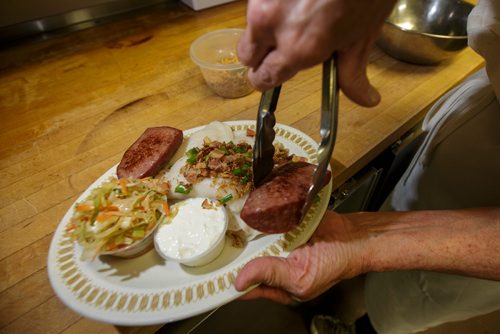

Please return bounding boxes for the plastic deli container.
[190,28,255,98]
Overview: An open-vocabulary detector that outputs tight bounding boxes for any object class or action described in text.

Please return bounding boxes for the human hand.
[237,0,396,107]
[234,211,363,304]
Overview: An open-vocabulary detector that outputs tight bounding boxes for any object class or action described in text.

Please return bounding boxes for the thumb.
[235,256,292,292]
[338,41,380,107]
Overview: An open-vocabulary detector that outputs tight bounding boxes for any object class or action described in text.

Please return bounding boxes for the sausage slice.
[117,126,183,179]
[240,161,331,233]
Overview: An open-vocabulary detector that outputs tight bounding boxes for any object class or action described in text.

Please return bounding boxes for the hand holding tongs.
[253,54,339,222]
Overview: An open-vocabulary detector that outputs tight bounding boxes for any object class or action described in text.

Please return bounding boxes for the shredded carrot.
[108,242,129,251]
[75,203,94,212]
[119,179,129,196]
[95,211,119,222]
[66,223,77,231]
[162,202,170,216]
[101,205,119,212]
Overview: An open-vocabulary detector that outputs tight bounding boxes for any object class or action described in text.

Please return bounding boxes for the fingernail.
[249,69,273,91]
[259,68,272,85]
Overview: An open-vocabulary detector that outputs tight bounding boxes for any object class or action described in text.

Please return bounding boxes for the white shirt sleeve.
[467,0,500,100]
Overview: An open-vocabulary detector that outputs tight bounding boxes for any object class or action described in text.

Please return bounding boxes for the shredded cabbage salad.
[68,177,170,260]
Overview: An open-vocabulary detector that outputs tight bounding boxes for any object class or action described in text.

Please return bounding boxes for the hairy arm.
[235,207,500,303]
[355,208,500,279]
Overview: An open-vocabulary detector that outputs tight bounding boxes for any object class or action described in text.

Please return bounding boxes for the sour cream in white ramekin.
[154,197,228,267]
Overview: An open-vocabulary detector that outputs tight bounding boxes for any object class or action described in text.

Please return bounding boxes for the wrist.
[321,211,371,279]
[340,211,417,275]
[339,212,378,276]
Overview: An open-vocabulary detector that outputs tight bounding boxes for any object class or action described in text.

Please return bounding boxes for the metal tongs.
[253,54,339,222]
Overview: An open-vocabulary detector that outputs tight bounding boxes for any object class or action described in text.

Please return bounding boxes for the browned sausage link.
[117,126,183,179]
[240,161,331,234]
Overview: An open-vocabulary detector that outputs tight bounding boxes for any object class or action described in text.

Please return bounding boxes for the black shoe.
[310,315,355,334]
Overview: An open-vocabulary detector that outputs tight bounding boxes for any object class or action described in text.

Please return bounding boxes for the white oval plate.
[47,120,332,326]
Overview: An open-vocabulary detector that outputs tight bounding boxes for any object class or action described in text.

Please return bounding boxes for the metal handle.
[301,54,339,220]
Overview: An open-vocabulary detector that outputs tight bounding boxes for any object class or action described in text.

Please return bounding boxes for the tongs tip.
[252,86,282,187]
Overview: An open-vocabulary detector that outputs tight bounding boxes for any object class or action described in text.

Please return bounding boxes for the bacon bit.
[75,203,94,212]
[246,128,256,137]
[184,170,198,184]
[209,149,225,159]
[227,231,245,248]
[208,158,224,171]
[201,198,216,210]
[194,161,207,169]
[162,202,171,216]
[181,140,256,195]
[119,179,129,196]
[156,181,171,195]
[218,55,239,64]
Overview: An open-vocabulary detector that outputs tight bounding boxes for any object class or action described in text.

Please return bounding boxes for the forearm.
[344,207,500,280]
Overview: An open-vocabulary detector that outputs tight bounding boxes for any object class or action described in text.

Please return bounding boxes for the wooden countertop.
[0,1,483,333]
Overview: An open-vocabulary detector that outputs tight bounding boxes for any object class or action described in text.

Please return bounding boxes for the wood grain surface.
[0,1,483,333]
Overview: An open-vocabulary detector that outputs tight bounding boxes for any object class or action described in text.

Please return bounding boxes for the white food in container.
[154,197,228,267]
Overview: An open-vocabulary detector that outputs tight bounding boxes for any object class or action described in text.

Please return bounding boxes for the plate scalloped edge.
[47,120,332,326]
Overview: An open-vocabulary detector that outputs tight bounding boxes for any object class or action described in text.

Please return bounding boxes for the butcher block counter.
[0,1,483,333]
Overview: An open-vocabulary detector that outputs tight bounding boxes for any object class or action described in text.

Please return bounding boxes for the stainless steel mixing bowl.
[377,0,474,65]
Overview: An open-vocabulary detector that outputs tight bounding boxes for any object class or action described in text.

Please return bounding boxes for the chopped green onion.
[132,228,145,238]
[218,146,229,154]
[93,196,101,209]
[234,146,247,153]
[232,167,246,176]
[220,193,233,205]
[186,147,199,164]
[240,176,249,184]
[175,184,192,194]
[114,235,124,245]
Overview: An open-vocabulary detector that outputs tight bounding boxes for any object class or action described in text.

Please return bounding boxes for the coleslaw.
[68,177,170,260]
